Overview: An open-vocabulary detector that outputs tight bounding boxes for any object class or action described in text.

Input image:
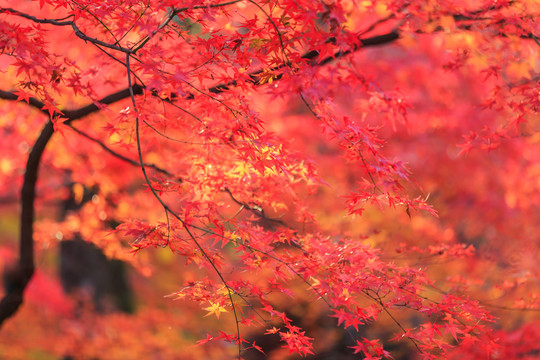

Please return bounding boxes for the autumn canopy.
[0,0,539,358]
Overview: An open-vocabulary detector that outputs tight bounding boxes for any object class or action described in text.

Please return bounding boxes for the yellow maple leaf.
[229,161,251,178]
[203,302,228,319]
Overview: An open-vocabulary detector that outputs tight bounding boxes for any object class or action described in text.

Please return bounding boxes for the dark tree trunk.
[59,178,134,313]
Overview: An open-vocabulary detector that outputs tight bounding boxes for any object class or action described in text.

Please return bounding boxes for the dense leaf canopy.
[0,0,539,358]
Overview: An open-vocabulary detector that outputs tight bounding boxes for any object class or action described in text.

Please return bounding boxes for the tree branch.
[0,85,143,121]
[0,7,132,53]
[0,90,49,117]
[68,124,175,178]
[204,31,400,95]
[0,7,72,25]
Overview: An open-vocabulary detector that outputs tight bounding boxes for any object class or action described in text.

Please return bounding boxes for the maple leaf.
[41,102,61,118]
[250,341,265,354]
[14,90,30,103]
[330,307,349,327]
[264,326,280,334]
[344,314,365,331]
[194,334,214,347]
[349,339,368,355]
[203,302,228,319]
[228,161,251,178]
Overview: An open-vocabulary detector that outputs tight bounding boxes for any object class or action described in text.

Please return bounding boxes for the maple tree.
[0,0,539,358]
